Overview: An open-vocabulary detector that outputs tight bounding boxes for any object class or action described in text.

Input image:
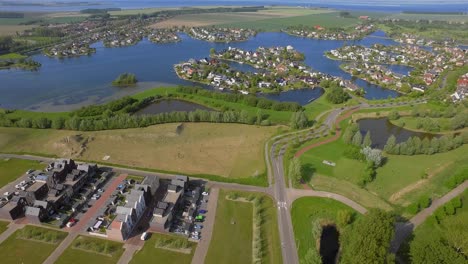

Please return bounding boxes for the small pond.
[357,118,438,149]
[319,225,340,264]
[134,99,213,115]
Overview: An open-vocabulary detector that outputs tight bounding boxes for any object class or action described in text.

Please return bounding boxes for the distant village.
[187,27,257,43]
[328,43,468,95]
[285,23,375,41]
[175,46,332,94]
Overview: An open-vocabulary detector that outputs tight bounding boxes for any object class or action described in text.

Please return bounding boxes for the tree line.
[384,134,465,155]
[176,86,303,112]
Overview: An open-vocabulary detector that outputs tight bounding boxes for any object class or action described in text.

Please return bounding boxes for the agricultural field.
[0,123,276,179]
[55,236,124,264]
[386,13,468,22]
[151,7,334,28]
[0,158,44,188]
[205,190,281,264]
[0,12,86,35]
[291,197,360,263]
[0,225,67,264]
[220,12,362,31]
[130,233,196,264]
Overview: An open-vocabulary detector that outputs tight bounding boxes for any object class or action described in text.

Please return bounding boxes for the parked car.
[140,232,149,241]
[202,192,209,196]
[91,194,101,200]
[199,210,207,214]
[97,188,105,193]
[26,169,34,174]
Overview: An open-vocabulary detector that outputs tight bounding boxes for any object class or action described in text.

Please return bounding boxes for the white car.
[202,192,209,196]
[26,169,34,174]
[97,189,105,193]
[140,232,149,241]
[91,194,101,200]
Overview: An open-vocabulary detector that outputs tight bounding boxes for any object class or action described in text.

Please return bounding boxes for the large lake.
[0,31,403,111]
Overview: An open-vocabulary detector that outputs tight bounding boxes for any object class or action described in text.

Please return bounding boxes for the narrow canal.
[319,225,340,264]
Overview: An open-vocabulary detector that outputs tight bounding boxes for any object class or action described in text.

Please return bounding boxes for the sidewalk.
[0,222,23,244]
[42,233,78,264]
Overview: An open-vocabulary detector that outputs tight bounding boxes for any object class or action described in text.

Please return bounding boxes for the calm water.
[0,31,401,111]
[320,225,340,264]
[358,118,438,149]
[260,88,324,105]
[134,99,213,115]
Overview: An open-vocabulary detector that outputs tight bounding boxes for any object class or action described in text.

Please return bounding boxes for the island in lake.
[112,73,138,87]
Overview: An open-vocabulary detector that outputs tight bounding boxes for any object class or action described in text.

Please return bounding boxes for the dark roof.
[153,208,165,216]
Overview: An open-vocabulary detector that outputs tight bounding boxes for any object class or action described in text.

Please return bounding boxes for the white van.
[140,232,148,241]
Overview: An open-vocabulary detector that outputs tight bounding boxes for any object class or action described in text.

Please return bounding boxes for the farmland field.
[0,123,276,179]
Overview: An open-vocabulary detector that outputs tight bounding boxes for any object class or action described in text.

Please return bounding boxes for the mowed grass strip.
[205,190,253,264]
[0,123,276,178]
[291,197,360,262]
[0,158,44,188]
[130,233,196,264]
[0,221,9,234]
[0,225,67,264]
[55,236,124,264]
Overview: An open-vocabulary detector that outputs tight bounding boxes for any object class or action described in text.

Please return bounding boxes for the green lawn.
[220,12,363,31]
[367,145,468,202]
[130,233,196,264]
[0,158,44,188]
[0,221,9,234]
[390,116,453,132]
[291,197,361,263]
[205,190,282,264]
[0,225,67,264]
[0,53,27,60]
[56,236,124,264]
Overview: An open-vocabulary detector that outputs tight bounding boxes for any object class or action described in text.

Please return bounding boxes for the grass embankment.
[130,233,196,264]
[205,190,282,264]
[0,158,43,188]
[0,123,276,180]
[291,197,361,263]
[0,225,67,264]
[0,53,27,60]
[56,236,124,264]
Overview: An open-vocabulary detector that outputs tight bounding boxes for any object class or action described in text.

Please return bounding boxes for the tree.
[288,157,303,185]
[290,111,309,129]
[209,47,216,55]
[388,110,400,120]
[410,236,466,264]
[341,209,395,264]
[337,210,354,226]
[361,147,383,167]
[363,131,372,148]
[384,135,397,153]
[326,87,350,104]
[352,131,363,146]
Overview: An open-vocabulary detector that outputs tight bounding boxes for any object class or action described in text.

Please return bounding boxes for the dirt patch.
[388,162,454,203]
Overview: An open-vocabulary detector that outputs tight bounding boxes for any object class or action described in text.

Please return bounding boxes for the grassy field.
[368,145,468,204]
[56,236,124,264]
[0,123,276,179]
[0,221,8,235]
[0,158,44,188]
[130,233,196,264]
[291,197,360,262]
[205,190,282,264]
[0,225,67,264]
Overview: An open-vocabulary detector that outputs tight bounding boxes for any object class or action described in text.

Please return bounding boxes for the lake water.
[357,118,438,149]
[0,31,401,111]
[134,99,213,115]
